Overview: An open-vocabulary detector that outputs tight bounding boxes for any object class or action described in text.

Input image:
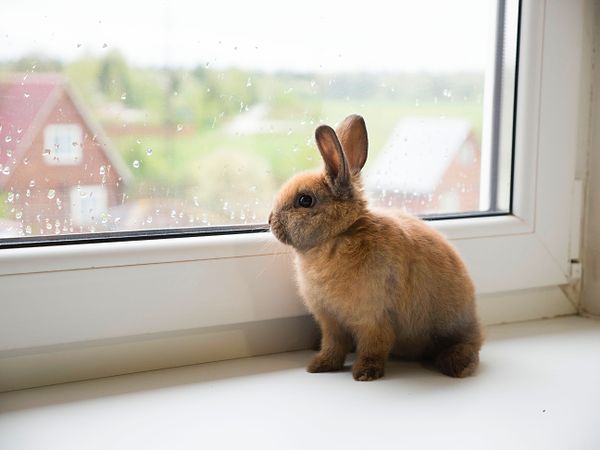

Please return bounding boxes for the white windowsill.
[1,316,598,450]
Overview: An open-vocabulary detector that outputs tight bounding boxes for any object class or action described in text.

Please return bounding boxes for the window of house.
[0,0,518,243]
[43,124,83,165]
[69,185,108,226]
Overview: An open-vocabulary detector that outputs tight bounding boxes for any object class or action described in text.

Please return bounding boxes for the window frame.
[0,0,586,365]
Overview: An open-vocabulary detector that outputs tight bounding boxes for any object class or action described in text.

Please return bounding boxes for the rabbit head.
[269,114,369,251]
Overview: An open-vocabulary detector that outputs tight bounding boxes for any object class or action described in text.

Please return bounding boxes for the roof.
[365,117,472,194]
[0,73,131,187]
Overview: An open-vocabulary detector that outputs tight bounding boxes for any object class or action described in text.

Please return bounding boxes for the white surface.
[0,316,599,450]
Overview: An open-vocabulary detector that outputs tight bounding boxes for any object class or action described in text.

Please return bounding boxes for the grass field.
[112,98,483,196]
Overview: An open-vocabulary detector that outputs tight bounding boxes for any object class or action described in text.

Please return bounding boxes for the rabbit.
[269,114,483,381]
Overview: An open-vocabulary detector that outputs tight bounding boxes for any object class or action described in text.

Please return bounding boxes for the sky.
[1,0,495,73]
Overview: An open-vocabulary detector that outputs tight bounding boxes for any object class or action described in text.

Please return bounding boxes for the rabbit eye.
[297,194,314,208]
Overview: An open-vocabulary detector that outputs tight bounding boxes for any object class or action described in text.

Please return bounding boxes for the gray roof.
[365,117,472,194]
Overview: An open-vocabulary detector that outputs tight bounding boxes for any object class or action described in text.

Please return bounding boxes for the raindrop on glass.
[246,78,252,87]
[4,135,12,143]
[2,166,10,175]
[15,211,22,220]
[23,92,30,99]
[146,148,153,156]
[121,92,127,100]
[7,192,14,203]
[102,43,108,48]
[47,189,56,199]
[176,124,183,132]
[29,180,35,188]
[132,160,140,169]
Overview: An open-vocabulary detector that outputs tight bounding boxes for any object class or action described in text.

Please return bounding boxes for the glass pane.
[0,0,516,240]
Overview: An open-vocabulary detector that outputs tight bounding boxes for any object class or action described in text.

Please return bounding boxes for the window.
[0,0,586,391]
[0,0,517,241]
[43,124,83,165]
[69,185,108,226]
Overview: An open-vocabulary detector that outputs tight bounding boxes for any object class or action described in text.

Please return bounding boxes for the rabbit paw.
[307,353,345,373]
[352,358,385,381]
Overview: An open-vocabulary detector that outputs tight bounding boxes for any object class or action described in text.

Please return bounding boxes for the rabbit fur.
[269,114,483,381]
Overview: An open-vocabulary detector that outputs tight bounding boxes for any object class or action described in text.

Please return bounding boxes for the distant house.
[0,74,130,235]
[365,118,481,215]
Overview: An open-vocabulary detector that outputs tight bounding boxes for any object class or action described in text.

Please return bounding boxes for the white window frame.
[43,123,83,165]
[0,1,588,387]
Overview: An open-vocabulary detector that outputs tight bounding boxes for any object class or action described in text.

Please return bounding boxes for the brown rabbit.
[269,114,483,381]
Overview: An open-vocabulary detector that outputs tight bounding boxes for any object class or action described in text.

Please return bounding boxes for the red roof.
[0,73,130,188]
[0,74,63,167]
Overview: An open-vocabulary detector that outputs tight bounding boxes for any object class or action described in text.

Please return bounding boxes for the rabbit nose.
[268,212,273,225]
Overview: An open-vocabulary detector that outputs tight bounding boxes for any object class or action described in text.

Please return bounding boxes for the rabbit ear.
[335,114,368,175]
[315,124,351,193]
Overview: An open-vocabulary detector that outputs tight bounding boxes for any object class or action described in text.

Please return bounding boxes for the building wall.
[6,90,123,234]
[432,136,481,214]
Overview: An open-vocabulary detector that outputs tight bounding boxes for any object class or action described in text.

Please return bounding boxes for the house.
[365,117,481,215]
[0,74,130,235]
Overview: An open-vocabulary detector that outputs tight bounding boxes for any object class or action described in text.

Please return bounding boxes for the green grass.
[111,98,483,204]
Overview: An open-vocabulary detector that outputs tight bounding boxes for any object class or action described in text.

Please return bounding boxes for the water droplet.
[25,225,32,234]
[132,160,140,169]
[23,92,30,99]
[102,43,108,48]
[310,80,316,88]
[193,196,200,207]
[76,43,82,48]
[5,135,12,143]
[46,222,52,230]
[2,166,10,175]
[29,180,35,188]
[43,148,51,156]
[146,148,153,156]
[176,124,183,132]
[99,165,106,175]
[121,92,127,100]
[443,89,452,98]
[146,216,153,224]
[15,211,22,220]
[246,78,252,87]
[7,192,14,202]
[6,149,12,157]
[47,189,56,199]
[17,128,23,134]
[23,157,29,165]
[136,138,141,144]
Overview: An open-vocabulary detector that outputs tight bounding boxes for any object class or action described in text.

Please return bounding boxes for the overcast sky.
[1,0,495,73]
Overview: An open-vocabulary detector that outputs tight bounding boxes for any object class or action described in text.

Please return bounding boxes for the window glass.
[0,0,516,239]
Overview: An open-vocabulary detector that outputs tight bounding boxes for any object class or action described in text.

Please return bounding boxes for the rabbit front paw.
[352,357,385,381]
[307,353,345,373]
